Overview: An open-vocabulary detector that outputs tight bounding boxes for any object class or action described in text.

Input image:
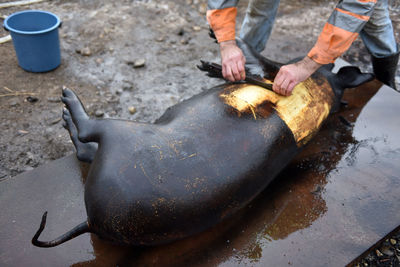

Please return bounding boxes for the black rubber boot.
[371,50,399,90]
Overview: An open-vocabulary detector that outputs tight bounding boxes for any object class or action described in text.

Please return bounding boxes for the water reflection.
[230,80,381,265]
[71,81,381,266]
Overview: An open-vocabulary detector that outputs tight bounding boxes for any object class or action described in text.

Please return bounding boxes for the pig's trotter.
[62,108,98,163]
[61,87,97,142]
[197,60,223,79]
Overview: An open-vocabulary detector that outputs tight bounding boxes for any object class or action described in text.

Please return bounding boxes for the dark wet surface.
[1,78,400,266]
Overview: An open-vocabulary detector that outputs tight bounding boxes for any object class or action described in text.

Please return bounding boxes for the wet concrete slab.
[1,79,400,266]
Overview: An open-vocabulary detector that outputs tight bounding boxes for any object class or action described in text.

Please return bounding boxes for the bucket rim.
[3,10,61,35]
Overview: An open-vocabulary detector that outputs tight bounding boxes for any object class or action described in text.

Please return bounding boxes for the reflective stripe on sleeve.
[357,0,377,3]
[328,8,369,33]
[336,0,376,17]
[207,0,239,10]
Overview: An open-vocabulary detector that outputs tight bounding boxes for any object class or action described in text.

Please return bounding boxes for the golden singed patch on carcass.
[219,84,277,119]
[219,78,334,146]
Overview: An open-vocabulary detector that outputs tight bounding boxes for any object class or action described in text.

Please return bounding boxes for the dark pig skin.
[62,86,296,246]
[32,38,374,247]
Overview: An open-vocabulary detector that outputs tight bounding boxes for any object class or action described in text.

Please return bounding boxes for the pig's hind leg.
[61,87,101,144]
[62,108,97,163]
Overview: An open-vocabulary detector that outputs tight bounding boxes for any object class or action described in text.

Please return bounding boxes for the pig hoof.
[62,108,74,134]
[60,87,91,138]
[197,60,223,78]
[62,107,97,163]
[61,87,83,112]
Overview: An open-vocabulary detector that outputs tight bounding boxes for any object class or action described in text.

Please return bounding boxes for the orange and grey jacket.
[207,0,379,64]
[206,0,239,43]
[308,0,378,64]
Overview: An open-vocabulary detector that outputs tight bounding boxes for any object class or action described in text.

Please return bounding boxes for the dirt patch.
[0,0,399,179]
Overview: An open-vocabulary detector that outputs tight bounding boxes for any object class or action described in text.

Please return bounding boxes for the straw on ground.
[0,86,37,98]
[0,35,11,44]
[0,0,47,46]
[0,0,46,9]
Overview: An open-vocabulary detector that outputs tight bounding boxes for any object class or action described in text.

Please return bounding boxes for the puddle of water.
[1,80,400,266]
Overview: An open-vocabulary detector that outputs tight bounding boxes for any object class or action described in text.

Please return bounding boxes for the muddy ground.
[0,0,399,179]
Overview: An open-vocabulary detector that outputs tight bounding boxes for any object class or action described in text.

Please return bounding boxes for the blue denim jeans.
[239,0,280,53]
[239,0,398,57]
[360,0,398,57]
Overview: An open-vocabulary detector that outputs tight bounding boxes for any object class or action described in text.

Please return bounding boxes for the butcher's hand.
[219,40,246,82]
[273,57,322,96]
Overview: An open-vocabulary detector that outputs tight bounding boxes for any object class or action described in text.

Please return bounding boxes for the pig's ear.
[322,65,375,113]
[335,66,374,89]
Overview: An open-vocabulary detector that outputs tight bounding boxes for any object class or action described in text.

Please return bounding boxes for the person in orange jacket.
[207,0,281,82]
[207,0,399,94]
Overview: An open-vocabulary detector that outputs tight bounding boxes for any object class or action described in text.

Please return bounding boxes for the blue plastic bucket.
[4,10,61,72]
